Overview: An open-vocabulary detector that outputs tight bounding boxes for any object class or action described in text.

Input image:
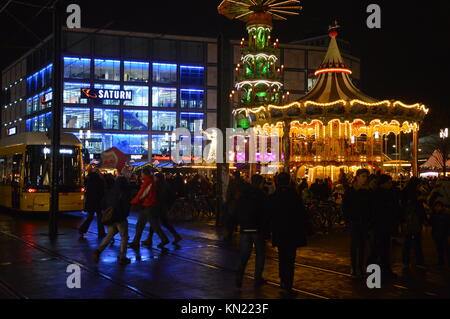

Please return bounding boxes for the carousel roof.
[299,22,378,103]
[234,21,429,126]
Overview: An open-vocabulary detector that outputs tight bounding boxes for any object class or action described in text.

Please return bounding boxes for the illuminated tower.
[218,0,302,128]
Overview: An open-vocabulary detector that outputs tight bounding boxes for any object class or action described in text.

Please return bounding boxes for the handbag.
[101,193,123,225]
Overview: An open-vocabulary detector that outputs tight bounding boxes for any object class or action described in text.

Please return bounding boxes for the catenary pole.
[49,0,63,238]
[216,34,232,227]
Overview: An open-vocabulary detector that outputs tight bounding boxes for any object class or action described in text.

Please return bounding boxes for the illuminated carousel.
[230,20,428,181]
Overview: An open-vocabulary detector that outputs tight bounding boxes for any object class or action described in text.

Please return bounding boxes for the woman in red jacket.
[129,167,169,249]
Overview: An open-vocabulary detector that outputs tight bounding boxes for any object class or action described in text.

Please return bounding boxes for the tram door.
[11,154,22,209]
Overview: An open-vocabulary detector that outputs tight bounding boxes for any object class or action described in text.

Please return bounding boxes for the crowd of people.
[78,164,450,295]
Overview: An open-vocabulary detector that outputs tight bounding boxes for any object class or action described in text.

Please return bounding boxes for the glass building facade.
[1,29,220,158]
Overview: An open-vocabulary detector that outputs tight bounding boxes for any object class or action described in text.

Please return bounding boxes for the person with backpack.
[269,173,308,296]
[93,176,131,265]
[401,177,426,269]
[142,173,182,247]
[235,174,270,288]
[129,167,169,249]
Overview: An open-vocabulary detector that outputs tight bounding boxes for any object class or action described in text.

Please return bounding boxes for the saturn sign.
[80,88,133,101]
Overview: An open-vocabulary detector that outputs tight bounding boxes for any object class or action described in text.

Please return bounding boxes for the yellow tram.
[0,132,84,212]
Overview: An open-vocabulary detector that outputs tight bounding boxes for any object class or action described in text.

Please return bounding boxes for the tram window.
[0,157,6,184]
[4,156,13,185]
[12,154,22,184]
[25,146,82,189]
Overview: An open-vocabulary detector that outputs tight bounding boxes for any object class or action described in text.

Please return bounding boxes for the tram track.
[133,225,439,297]
[0,230,157,299]
[0,276,27,299]
[83,228,331,299]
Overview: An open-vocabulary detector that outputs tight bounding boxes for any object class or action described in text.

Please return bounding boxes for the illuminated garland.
[314,68,352,76]
[247,26,272,33]
[235,80,283,90]
[242,53,278,63]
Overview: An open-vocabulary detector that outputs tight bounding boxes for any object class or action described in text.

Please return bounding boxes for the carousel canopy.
[234,21,429,126]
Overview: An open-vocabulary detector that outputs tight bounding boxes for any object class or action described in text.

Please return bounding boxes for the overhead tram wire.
[3,9,43,42]
[0,0,14,14]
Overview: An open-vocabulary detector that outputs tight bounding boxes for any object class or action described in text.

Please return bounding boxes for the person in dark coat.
[142,173,182,247]
[225,171,248,242]
[93,176,131,265]
[342,168,373,278]
[79,166,106,238]
[367,174,399,278]
[269,172,308,295]
[430,200,450,266]
[401,177,426,269]
[235,174,270,288]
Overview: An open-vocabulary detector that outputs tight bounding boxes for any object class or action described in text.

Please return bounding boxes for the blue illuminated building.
[1,29,222,159]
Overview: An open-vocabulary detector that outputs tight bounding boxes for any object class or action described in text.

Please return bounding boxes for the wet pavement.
[0,209,449,299]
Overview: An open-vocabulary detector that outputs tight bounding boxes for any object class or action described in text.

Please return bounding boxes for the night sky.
[1,0,448,135]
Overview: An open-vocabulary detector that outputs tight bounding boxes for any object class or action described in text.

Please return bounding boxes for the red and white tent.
[421,150,450,169]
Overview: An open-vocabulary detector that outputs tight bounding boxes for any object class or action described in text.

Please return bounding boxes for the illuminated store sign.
[6,126,17,136]
[41,91,53,104]
[80,88,133,101]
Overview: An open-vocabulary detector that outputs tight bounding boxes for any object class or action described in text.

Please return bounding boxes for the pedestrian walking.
[129,167,169,249]
[79,166,107,239]
[224,171,247,242]
[368,174,398,278]
[235,174,270,288]
[269,173,308,296]
[430,200,450,266]
[142,173,182,247]
[93,176,131,265]
[401,177,426,269]
[342,168,373,278]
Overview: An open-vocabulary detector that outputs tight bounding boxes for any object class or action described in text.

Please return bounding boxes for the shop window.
[124,61,149,83]
[63,57,91,79]
[94,59,120,81]
[123,110,149,131]
[180,65,204,87]
[152,87,176,108]
[180,89,204,108]
[152,63,177,84]
[63,107,90,129]
[93,108,120,130]
[152,111,176,131]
